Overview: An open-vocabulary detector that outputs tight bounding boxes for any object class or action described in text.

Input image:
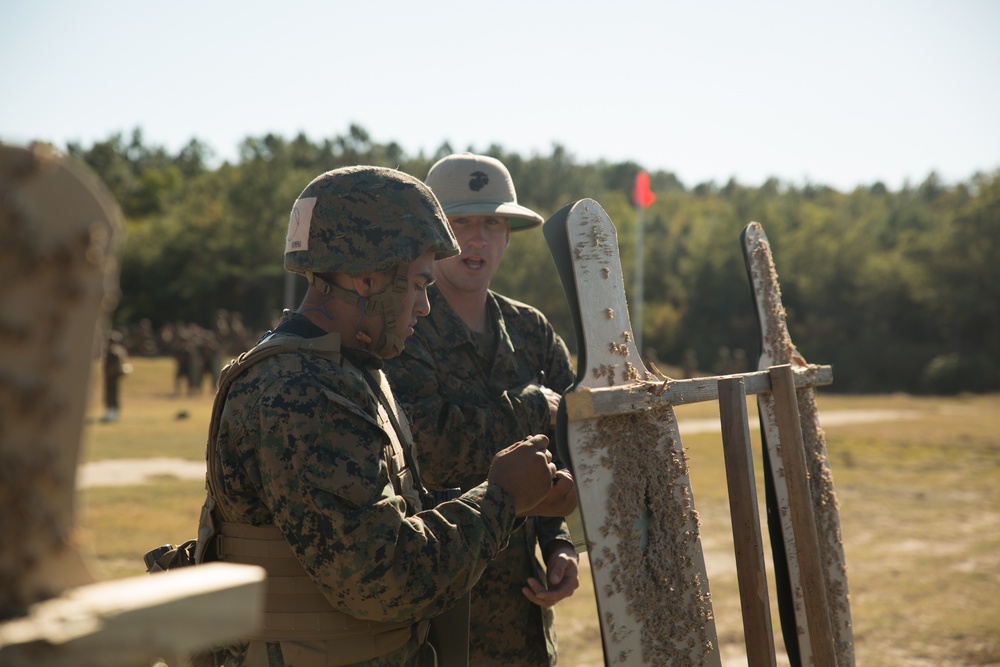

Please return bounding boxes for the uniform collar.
[272,313,327,339]
[342,346,384,370]
[271,313,382,368]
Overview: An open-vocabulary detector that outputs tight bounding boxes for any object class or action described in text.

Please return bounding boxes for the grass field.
[76,358,1000,666]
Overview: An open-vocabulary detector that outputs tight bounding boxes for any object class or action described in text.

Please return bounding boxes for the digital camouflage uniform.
[383,286,576,666]
[209,316,519,667]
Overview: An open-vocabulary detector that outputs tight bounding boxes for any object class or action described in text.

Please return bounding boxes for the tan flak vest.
[198,331,432,666]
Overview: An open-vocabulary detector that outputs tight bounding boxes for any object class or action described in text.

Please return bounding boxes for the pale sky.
[3,0,998,192]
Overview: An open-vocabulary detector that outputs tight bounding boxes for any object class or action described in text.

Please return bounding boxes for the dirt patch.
[78,458,205,489]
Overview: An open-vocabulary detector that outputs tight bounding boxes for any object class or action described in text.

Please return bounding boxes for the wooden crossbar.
[565,364,832,422]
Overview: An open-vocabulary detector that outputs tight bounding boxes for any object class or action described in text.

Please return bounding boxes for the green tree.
[59,126,998,394]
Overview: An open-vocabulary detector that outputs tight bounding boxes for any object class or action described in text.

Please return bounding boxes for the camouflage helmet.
[284,166,459,277]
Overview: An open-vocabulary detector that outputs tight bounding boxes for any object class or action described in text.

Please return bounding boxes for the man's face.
[390,250,436,353]
[350,251,436,358]
[435,215,511,296]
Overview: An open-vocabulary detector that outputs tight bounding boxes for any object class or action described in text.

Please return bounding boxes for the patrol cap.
[424,152,543,231]
[284,166,459,277]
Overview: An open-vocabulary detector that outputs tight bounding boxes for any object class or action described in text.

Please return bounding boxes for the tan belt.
[217,521,425,662]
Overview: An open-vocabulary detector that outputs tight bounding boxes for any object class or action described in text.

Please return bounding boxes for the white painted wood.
[0,563,266,667]
[561,199,721,666]
[564,365,833,422]
[744,221,855,667]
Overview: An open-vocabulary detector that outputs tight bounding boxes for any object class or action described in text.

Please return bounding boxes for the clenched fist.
[487,434,556,515]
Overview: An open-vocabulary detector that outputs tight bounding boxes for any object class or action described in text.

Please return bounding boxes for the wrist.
[543,538,578,563]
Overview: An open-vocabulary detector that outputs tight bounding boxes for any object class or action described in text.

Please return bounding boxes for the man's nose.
[465,223,487,248]
[415,290,431,317]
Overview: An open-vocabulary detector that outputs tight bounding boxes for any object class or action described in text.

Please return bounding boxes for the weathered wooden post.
[545,199,720,666]
[0,144,265,667]
[742,221,854,667]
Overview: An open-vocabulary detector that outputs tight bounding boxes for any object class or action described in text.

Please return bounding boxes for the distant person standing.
[100,329,131,423]
[682,347,699,379]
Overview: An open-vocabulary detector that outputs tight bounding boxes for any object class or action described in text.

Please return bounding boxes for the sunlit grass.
[78,480,205,581]
[82,357,216,461]
[77,359,1000,666]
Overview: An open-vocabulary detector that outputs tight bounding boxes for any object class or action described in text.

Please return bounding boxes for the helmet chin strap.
[364,268,410,357]
[306,265,410,358]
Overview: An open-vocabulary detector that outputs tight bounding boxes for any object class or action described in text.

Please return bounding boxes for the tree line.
[37,125,999,394]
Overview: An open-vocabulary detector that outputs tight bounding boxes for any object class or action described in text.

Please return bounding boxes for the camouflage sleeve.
[535,516,574,556]
[247,374,518,624]
[541,327,575,398]
[536,319,575,471]
[518,312,575,553]
[503,305,575,472]
[387,338,554,490]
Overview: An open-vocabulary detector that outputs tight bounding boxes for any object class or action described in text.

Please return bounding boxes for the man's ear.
[350,271,392,298]
[350,274,375,298]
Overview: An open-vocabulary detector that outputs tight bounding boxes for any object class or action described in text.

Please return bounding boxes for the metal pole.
[633,206,645,355]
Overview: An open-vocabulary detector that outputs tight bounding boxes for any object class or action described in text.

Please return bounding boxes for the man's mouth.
[462,257,485,270]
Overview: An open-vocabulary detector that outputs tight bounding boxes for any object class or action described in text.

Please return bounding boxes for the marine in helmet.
[204,166,576,666]
[383,154,579,666]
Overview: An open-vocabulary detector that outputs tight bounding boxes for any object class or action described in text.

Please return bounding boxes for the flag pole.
[631,170,655,358]
[633,204,645,355]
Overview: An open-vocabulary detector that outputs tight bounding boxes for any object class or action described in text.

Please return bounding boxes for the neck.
[435,281,489,333]
[297,288,368,350]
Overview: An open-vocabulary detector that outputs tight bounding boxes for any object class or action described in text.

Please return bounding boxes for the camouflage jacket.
[383,287,576,666]
[209,317,518,666]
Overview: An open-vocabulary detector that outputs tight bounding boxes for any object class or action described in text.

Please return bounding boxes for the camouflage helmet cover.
[284,166,459,276]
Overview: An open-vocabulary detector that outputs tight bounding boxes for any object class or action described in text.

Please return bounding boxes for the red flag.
[632,171,656,209]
